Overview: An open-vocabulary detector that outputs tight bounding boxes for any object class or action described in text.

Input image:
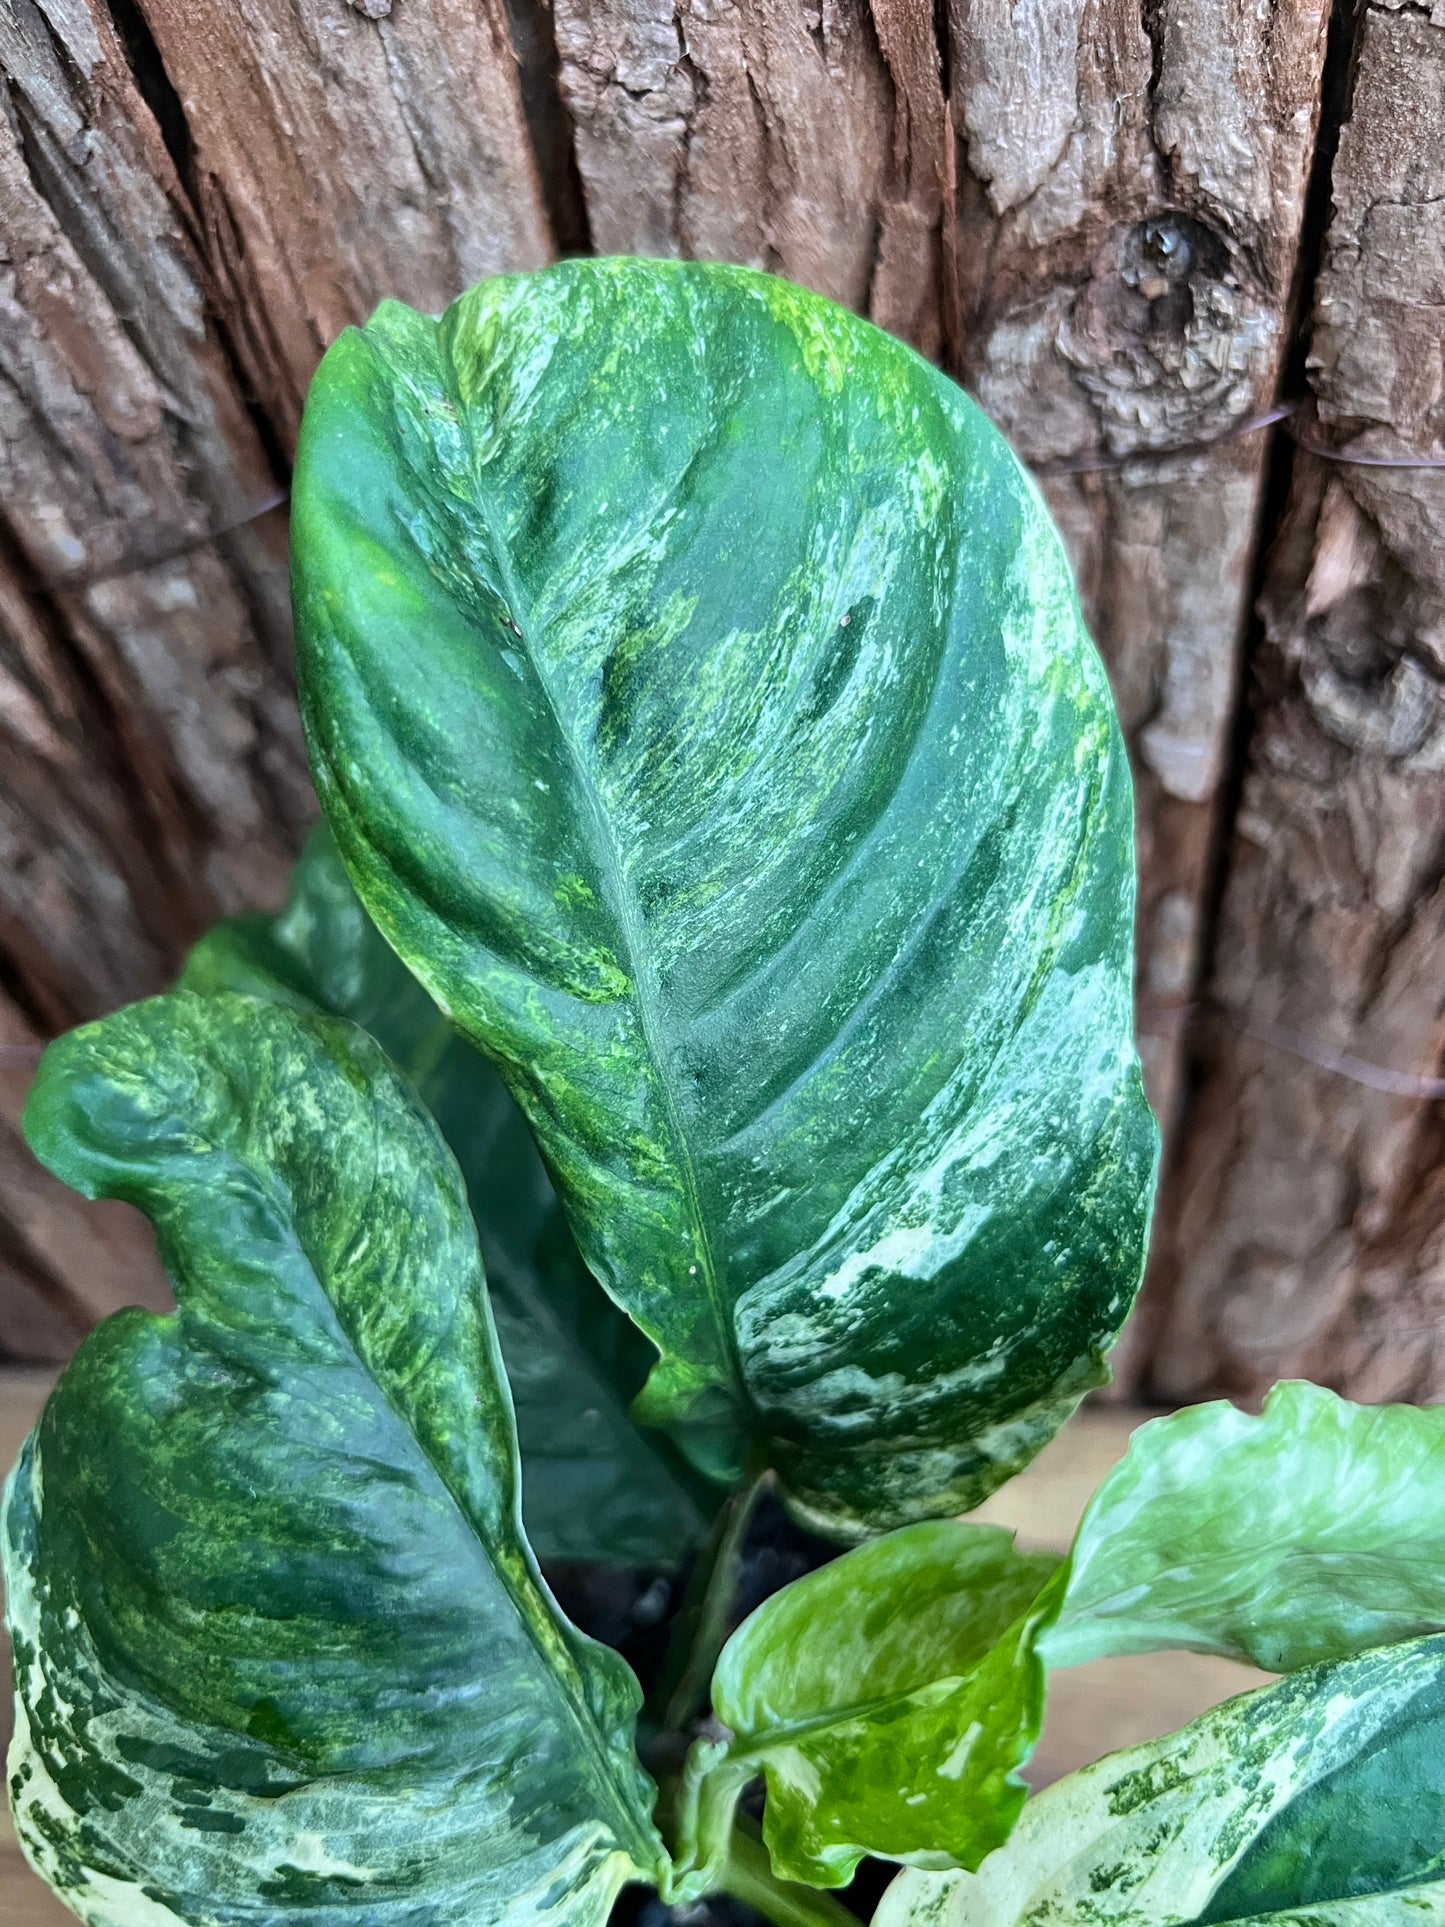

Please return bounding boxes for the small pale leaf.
[1045,1381,1445,1673]
[691,1521,1061,1887]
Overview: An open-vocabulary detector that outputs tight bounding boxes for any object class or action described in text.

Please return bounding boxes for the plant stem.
[648,1466,768,1736]
[717,1821,860,1927]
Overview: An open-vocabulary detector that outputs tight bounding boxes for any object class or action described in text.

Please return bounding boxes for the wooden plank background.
[0,0,1442,1389]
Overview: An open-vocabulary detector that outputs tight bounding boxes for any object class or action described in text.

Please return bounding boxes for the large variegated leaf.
[673,1522,1062,1891]
[292,256,1157,1538]
[875,1634,1445,1927]
[182,827,717,1565]
[4,993,665,1927]
[1044,1382,1445,1673]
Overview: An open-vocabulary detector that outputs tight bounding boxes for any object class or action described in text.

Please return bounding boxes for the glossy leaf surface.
[875,1634,1445,1927]
[1209,1894,1445,1924]
[293,257,1157,1536]
[678,1522,1061,1888]
[5,993,665,1927]
[183,827,716,1564]
[1045,1382,1445,1673]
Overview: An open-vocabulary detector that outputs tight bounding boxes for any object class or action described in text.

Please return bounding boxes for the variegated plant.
[5,260,1440,1927]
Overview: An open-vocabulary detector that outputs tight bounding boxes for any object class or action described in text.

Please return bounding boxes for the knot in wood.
[1294,479,1445,767]
[1056,212,1275,458]
[1302,652,1445,766]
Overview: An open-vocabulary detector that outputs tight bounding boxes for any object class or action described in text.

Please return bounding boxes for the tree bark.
[0,0,308,1039]
[0,0,559,1028]
[127,0,556,443]
[0,0,559,1354]
[0,0,1435,1378]
[1143,0,1445,1402]
[946,0,1331,1131]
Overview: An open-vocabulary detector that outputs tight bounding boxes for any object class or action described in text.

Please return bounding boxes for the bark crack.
[500,0,593,252]
[82,0,295,477]
[741,63,782,274]
[1138,0,1175,195]
[100,0,194,196]
[671,9,702,258]
[931,0,950,101]
[1173,0,1371,1037]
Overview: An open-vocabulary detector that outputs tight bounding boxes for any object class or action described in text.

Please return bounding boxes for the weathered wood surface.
[1144,2,1445,1402]
[949,0,1331,1131]
[0,0,309,1039]
[1,0,305,1358]
[129,0,556,444]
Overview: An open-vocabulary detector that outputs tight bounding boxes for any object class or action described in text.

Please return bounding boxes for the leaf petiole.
[717,1818,860,1927]
[648,1463,770,1738]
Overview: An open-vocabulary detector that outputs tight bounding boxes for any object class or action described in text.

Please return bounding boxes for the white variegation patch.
[874,1639,1445,1927]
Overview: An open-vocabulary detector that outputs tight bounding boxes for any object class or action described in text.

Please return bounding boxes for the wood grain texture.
[0,0,311,1040]
[0,0,565,1347]
[130,0,556,444]
[551,0,949,355]
[1145,2,1445,1401]
[946,0,1331,1131]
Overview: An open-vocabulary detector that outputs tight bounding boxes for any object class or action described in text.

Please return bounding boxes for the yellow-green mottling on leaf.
[181,825,719,1566]
[674,1521,1064,1891]
[876,1633,1445,1927]
[292,257,1159,1537]
[4,993,666,1927]
[1044,1382,1445,1674]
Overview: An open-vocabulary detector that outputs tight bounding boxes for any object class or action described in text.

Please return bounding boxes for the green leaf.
[182,826,717,1565]
[1211,1895,1445,1924]
[1044,1381,1445,1674]
[672,1522,1062,1890]
[5,992,666,1927]
[292,256,1158,1538]
[874,1633,1445,1927]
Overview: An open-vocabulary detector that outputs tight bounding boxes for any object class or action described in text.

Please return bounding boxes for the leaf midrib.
[452,383,749,1426]
[319,1116,653,1856]
[727,1670,981,1762]
[143,1043,658,1873]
